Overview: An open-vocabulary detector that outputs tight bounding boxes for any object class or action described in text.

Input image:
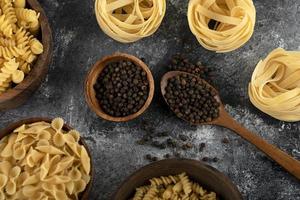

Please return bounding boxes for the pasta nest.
[95,0,166,43]
[248,48,300,122]
[187,0,256,53]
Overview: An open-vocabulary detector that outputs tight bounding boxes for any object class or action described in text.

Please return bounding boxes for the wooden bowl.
[0,0,53,111]
[112,159,242,200]
[84,52,155,122]
[0,118,93,200]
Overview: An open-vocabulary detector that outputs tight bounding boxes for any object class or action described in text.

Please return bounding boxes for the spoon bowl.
[161,71,300,180]
[161,71,222,125]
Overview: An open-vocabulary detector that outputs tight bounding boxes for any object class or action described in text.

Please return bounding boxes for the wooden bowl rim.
[112,158,242,200]
[0,0,53,106]
[0,117,93,200]
[84,52,155,122]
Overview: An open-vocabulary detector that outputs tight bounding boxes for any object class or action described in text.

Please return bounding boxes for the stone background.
[1,0,300,199]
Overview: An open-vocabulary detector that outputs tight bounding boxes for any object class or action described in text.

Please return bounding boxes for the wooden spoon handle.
[217,110,300,180]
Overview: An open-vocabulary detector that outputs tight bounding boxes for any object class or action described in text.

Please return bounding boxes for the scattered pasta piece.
[95,0,166,43]
[249,48,300,122]
[0,0,43,95]
[0,118,91,200]
[131,173,217,200]
[187,0,256,52]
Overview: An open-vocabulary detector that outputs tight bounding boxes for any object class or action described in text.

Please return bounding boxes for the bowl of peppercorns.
[85,53,155,122]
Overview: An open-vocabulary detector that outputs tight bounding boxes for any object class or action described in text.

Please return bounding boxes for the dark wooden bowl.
[84,52,155,122]
[112,159,242,200]
[0,118,93,200]
[0,0,53,111]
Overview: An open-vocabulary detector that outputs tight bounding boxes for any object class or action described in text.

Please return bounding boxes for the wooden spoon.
[161,71,300,180]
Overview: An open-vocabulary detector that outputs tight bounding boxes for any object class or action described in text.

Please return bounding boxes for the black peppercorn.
[202,157,209,162]
[167,54,213,82]
[93,60,149,117]
[164,74,220,123]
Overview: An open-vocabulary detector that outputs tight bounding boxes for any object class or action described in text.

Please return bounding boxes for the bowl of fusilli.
[113,159,242,200]
[0,0,52,111]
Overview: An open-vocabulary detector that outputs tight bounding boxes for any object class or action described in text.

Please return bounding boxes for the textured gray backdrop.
[1,0,300,199]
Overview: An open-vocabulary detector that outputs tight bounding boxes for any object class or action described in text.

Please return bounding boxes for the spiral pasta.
[248,48,300,122]
[13,0,26,8]
[0,0,43,95]
[130,173,217,200]
[0,37,16,47]
[0,14,13,38]
[95,0,166,43]
[150,175,179,186]
[0,0,17,28]
[0,59,24,94]
[15,8,39,31]
[0,45,25,59]
[187,0,256,52]
[0,118,91,200]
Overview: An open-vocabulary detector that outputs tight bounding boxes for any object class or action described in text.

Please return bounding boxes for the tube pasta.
[249,48,300,122]
[0,118,91,200]
[187,0,256,53]
[95,0,166,43]
[130,173,217,200]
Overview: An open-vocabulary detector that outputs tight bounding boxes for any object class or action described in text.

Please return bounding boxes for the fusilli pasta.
[130,173,217,200]
[0,0,43,95]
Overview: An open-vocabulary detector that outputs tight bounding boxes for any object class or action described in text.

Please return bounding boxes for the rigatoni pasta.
[131,173,217,200]
[0,118,91,200]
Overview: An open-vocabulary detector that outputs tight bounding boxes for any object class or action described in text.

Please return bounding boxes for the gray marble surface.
[1,0,300,199]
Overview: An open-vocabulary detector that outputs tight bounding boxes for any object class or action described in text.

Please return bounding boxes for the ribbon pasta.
[248,48,300,122]
[94,0,166,43]
[0,118,91,200]
[187,0,256,53]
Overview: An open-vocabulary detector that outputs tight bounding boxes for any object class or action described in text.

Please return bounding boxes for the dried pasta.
[0,118,91,200]
[249,48,300,122]
[95,0,166,43]
[187,0,256,53]
[130,173,217,200]
[0,0,43,95]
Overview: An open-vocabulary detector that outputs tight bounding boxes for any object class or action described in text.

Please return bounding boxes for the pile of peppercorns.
[168,54,213,81]
[164,73,220,123]
[94,60,149,117]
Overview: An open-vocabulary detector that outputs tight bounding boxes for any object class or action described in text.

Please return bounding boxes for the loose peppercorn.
[145,154,152,161]
[168,54,213,81]
[164,74,220,123]
[94,60,149,117]
[179,134,188,141]
[202,157,209,162]
[164,153,171,159]
[199,142,206,152]
[222,138,230,144]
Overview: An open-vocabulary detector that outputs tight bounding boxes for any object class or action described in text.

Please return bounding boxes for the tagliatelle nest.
[249,48,300,122]
[187,0,256,53]
[95,0,166,43]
